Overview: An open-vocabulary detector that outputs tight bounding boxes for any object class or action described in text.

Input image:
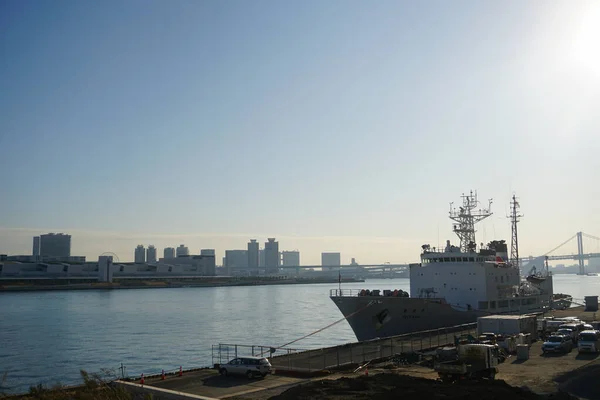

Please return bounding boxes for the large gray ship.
[330,192,554,342]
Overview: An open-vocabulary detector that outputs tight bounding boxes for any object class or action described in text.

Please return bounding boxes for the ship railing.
[330,289,363,297]
[330,289,409,297]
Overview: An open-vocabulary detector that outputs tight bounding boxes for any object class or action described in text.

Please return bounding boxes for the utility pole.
[509,194,523,269]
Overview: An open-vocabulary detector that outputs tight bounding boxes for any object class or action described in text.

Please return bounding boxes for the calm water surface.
[1,275,599,393]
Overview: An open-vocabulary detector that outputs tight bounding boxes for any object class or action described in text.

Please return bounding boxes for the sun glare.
[570,4,600,80]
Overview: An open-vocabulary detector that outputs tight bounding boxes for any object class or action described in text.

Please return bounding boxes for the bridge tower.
[577,231,585,275]
[508,195,523,269]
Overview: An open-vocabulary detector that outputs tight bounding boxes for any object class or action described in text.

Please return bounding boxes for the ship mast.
[449,191,493,252]
[509,194,523,269]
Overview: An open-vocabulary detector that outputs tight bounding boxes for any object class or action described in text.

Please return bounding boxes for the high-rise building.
[134,245,146,263]
[322,252,341,266]
[265,238,279,273]
[40,233,71,258]
[282,251,300,267]
[225,250,248,268]
[32,236,40,257]
[201,249,215,256]
[164,247,175,259]
[259,249,265,267]
[247,239,259,268]
[176,244,189,257]
[146,245,157,263]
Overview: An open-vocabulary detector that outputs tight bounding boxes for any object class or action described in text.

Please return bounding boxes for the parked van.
[577,330,600,353]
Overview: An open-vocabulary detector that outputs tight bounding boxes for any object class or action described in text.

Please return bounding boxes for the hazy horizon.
[2,1,599,264]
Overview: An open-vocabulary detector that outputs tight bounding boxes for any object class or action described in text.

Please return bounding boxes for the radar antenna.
[449,191,492,252]
[508,194,523,269]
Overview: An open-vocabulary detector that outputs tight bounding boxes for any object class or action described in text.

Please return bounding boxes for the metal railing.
[213,322,477,373]
[211,343,309,367]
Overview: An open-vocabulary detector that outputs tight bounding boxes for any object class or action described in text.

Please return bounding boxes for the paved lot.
[144,369,305,399]
[144,330,600,399]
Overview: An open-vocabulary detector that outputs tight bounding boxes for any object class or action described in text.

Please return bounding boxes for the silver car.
[219,356,272,378]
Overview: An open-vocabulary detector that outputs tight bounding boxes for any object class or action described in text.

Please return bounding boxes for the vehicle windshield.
[259,359,270,365]
[547,337,563,343]
[579,333,598,342]
[557,329,572,335]
[559,326,575,331]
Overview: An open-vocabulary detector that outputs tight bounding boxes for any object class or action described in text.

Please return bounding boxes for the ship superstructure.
[330,192,553,342]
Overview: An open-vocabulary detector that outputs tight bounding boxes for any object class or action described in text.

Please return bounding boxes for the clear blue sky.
[1,0,599,263]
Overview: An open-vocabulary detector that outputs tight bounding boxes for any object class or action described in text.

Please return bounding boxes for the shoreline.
[0,277,367,293]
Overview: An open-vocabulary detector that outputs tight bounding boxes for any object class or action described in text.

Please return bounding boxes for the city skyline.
[1,222,599,266]
[1,1,599,264]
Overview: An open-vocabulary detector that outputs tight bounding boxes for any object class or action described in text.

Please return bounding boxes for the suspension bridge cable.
[543,233,578,256]
[582,232,600,241]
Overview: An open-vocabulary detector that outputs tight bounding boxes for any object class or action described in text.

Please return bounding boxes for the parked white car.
[578,330,600,353]
[219,356,272,378]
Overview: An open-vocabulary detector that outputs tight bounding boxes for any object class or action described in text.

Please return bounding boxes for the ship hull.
[331,295,547,342]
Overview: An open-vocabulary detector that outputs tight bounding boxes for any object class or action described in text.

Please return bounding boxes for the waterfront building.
[282,251,300,267]
[40,233,71,258]
[32,237,40,258]
[146,245,157,263]
[157,254,216,276]
[134,245,146,264]
[247,239,259,268]
[176,244,189,257]
[5,255,85,263]
[201,249,215,256]
[322,252,341,267]
[265,238,279,274]
[225,250,248,269]
[164,247,175,259]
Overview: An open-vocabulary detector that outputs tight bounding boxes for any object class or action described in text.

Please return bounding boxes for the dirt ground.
[229,340,600,400]
[267,373,578,400]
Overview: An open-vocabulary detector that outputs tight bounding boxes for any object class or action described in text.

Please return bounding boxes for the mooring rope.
[266,300,376,354]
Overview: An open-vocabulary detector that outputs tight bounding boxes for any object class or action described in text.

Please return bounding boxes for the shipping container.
[477,314,538,339]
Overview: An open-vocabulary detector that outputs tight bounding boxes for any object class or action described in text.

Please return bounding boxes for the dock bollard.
[140,373,145,385]
[161,369,165,380]
[179,366,183,377]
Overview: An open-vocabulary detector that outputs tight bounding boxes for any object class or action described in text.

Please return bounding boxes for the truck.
[434,344,500,382]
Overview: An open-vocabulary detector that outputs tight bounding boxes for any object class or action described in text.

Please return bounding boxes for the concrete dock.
[114,306,600,399]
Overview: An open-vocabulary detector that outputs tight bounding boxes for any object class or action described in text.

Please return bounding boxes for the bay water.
[1,275,599,393]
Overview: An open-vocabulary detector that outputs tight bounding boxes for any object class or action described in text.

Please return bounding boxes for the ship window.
[510,299,518,307]
[443,283,446,288]
[499,300,509,308]
[495,276,498,282]
[404,309,407,313]
[490,301,496,309]
[479,301,488,309]
[413,309,417,313]
[469,288,472,291]
[450,257,456,262]
[421,308,425,312]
